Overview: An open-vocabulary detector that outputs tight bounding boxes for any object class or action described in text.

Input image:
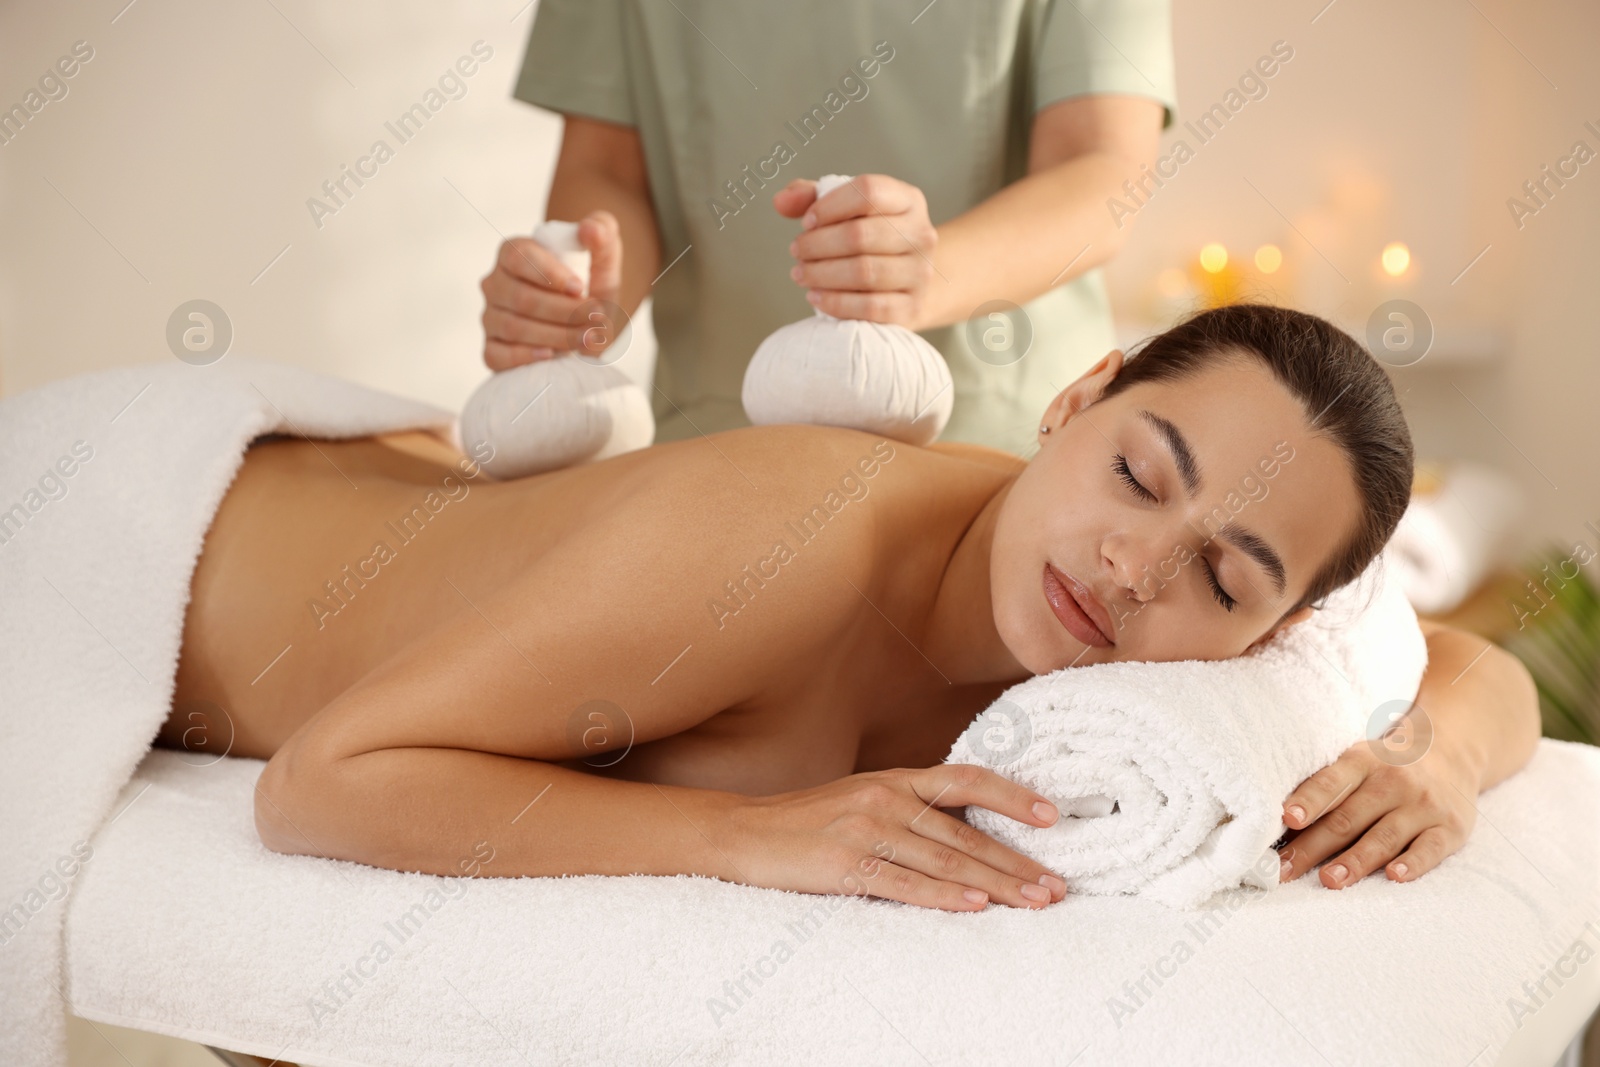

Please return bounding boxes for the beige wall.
[2,0,1593,553]
[1100,0,1598,557]
[0,1,654,413]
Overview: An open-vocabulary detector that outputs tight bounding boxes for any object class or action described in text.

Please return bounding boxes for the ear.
[1246,604,1315,652]
[1039,349,1124,435]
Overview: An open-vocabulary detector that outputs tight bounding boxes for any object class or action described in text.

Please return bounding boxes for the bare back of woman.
[156,307,1414,912]
[158,423,1066,910]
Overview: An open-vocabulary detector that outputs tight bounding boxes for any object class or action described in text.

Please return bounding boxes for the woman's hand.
[479,210,625,370]
[1276,732,1482,889]
[773,175,940,329]
[726,764,1068,912]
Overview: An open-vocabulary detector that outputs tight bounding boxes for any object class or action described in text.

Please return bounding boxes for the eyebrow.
[1137,408,1288,598]
[1139,410,1201,496]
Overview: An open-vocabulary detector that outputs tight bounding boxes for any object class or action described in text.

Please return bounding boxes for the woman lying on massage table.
[158,304,1539,912]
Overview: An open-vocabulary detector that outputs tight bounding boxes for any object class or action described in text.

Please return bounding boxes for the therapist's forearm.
[1418,623,1541,791]
[917,151,1139,331]
[547,168,662,318]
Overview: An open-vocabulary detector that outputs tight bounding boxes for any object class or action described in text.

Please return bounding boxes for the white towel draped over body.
[948,557,1428,909]
[0,359,454,1067]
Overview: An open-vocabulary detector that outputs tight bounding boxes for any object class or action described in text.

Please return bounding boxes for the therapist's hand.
[1275,733,1479,889]
[774,175,939,330]
[479,211,625,371]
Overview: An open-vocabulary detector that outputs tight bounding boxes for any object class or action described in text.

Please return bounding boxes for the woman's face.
[991,350,1363,673]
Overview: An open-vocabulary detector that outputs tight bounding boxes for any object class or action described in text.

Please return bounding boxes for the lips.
[1042,563,1115,648]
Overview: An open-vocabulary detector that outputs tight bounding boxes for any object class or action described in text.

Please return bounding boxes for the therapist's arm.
[480,115,662,369]
[782,94,1164,330]
[1276,622,1542,889]
[546,115,662,320]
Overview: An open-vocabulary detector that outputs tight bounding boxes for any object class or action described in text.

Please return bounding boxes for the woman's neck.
[922,475,1031,686]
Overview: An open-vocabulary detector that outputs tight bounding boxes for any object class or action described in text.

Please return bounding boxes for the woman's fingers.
[901,809,1064,906]
[1278,789,1378,883]
[856,858,991,912]
[1282,745,1372,830]
[1386,825,1456,883]
[733,766,1065,913]
[861,766,1067,908]
[905,765,1059,830]
[1315,808,1429,889]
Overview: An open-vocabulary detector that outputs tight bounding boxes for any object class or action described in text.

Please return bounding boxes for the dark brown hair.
[1100,303,1413,613]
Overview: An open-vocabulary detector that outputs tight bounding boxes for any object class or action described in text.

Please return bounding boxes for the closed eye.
[1112,454,1156,502]
[1201,557,1238,612]
[1114,452,1237,611]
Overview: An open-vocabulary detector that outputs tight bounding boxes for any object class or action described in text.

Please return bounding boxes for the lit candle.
[1381,241,1411,278]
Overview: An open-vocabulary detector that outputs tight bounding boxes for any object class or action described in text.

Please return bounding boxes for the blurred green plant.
[1503,549,1600,745]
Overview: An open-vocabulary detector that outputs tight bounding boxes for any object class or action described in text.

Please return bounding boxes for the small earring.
[1039,424,1051,434]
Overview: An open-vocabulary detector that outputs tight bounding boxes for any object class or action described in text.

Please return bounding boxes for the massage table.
[57,742,1600,1067]
[7,360,1597,1066]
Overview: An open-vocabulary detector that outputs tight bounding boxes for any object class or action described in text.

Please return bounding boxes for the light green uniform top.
[514,0,1176,453]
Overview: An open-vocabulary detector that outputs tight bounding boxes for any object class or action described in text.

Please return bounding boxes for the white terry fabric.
[741,175,954,446]
[1387,462,1522,614]
[0,358,453,1067]
[457,220,655,479]
[64,742,1600,1067]
[949,556,1427,909]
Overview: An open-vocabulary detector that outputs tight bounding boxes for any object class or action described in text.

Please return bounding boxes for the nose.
[1103,531,1166,603]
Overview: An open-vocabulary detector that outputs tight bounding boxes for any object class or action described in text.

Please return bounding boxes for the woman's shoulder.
[687,424,1024,479]
[636,423,915,494]
[617,425,1017,533]
[922,439,1029,475]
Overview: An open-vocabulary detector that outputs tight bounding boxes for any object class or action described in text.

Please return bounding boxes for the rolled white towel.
[458,221,654,479]
[947,553,1428,909]
[741,174,954,446]
[1387,462,1522,614]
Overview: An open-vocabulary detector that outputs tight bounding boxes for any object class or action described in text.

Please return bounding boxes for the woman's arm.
[254,441,1067,910]
[783,95,1164,330]
[1414,620,1543,789]
[1275,621,1541,888]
